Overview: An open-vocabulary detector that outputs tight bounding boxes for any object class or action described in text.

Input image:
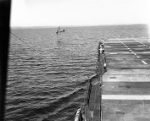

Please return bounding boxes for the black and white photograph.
[2,0,150,121]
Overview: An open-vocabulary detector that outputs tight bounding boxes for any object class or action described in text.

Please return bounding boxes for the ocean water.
[6,25,149,121]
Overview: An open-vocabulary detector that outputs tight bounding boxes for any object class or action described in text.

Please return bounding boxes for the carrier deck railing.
[74,42,107,121]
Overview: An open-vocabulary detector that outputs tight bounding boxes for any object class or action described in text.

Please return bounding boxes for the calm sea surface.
[6,25,149,121]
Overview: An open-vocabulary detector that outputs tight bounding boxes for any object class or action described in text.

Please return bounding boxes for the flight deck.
[74,38,150,121]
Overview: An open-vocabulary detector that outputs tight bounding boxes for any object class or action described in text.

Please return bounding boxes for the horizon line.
[11,23,148,29]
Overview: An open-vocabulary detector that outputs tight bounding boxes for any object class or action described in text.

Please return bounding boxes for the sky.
[11,0,150,27]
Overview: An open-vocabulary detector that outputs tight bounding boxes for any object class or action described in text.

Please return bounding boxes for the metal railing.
[74,41,107,121]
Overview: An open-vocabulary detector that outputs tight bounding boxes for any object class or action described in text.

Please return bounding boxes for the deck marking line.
[109,53,117,54]
[138,45,145,47]
[131,51,136,55]
[103,79,150,82]
[135,41,146,46]
[143,52,150,53]
[142,60,147,64]
[106,52,131,54]
[102,95,150,100]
